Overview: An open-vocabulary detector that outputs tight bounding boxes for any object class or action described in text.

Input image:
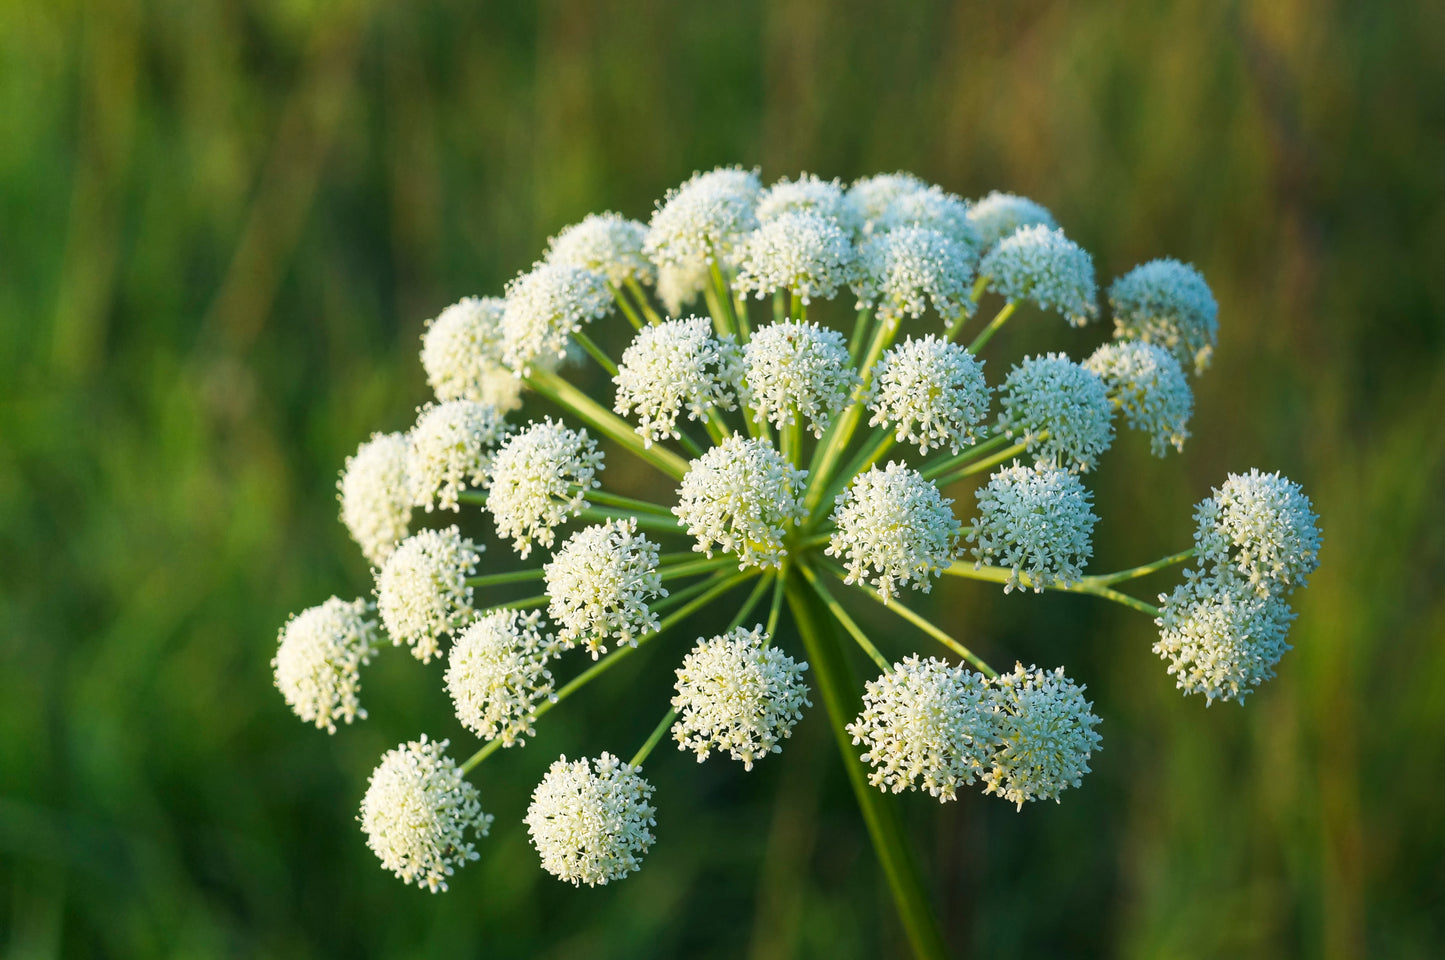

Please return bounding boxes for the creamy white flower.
[847,172,928,232]
[983,663,1102,810]
[673,435,806,570]
[742,320,860,438]
[338,431,413,566]
[524,753,656,887]
[500,263,612,375]
[968,461,1097,593]
[871,184,980,253]
[734,211,856,304]
[852,226,975,322]
[612,316,741,447]
[273,596,380,733]
[445,609,559,746]
[545,519,666,658]
[486,419,604,558]
[997,352,1115,473]
[847,656,994,801]
[979,225,1098,326]
[671,626,810,770]
[420,296,523,413]
[545,212,655,287]
[966,191,1057,252]
[867,335,990,454]
[1192,469,1321,598]
[827,463,961,602]
[756,173,859,231]
[1154,572,1296,704]
[1083,341,1192,456]
[360,736,492,892]
[644,166,761,271]
[405,400,508,512]
[1109,259,1219,374]
[375,526,481,663]
[655,262,711,316]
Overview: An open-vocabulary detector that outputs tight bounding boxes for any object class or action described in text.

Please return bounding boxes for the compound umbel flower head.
[524,753,657,887]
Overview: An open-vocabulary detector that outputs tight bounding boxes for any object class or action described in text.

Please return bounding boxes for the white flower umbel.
[644,166,762,272]
[867,335,990,454]
[405,400,508,512]
[525,753,657,887]
[420,296,523,413]
[1154,572,1296,705]
[827,463,961,602]
[1109,259,1219,374]
[673,435,807,570]
[360,735,492,893]
[872,184,979,253]
[500,262,612,375]
[847,172,928,233]
[965,191,1057,252]
[734,211,856,304]
[742,320,860,438]
[545,212,656,287]
[968,461,1097,593]
[852,227,975,323]
[545,519,666,658]
[997,352,1115,473]
[273,596,380,733]
[375,526,481,663]
[979,225,1098,327]
[445,609,559,746]
[486,419,604,558]
[671,626,811,770]
[612,316,741,447]
[847,656,994,801]
[338,432,413,566]
[1083,341,1193,457]
[656,262,710,316]
[983,664,1102,810]
[1192,469,1322,598]
[756,173,859,231]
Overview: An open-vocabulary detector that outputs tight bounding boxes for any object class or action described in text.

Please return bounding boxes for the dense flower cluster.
[996,352,1115,472]
[375,526,481,663]
[672,435,806,570]
[867,335,990,454]
[273,596,380,733]
[524,753,657,887]
[968,461,1097,592]
[1109,259,1219,374]
[742,319,859,437]
[612,315,741,447]
[828,463,961,602]
[545,519,665,657]
[338,432,413,566]
[485,419,604,558]
[445,609,559,746]
[421,296,523,412]
[979,225,1098,326]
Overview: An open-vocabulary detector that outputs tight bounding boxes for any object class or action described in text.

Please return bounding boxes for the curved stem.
[608,282,644,330]
[630,709,677,767]
[930,440,1030,487]
[918,432,1011,481]
[942,561,1163,616]
[529,370,690,481]
[966,301,1017,354]
[584,487,676,518]
[574,330,618,377]
[1086,548,1195,585]
[624,276,663,325]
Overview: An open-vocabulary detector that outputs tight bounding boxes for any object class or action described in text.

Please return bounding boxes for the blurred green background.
[2,1,1442,957]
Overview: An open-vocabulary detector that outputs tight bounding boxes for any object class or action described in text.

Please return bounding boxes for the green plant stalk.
[608,282,644,330]
[578,506,681,536]
[942,561,1163,616]
[584,487,676,518]
[727,575,776,632]
[784,568,949,960]
[847,308,874,366]
[574,330,618,377]
[804,313,900,511]
[796,564,890,672]
[806,427,897,530]
[623,276,663,325]
[530,371,690,480]
[466,568,546,588]
[709,260,741,335]
[965,301,1017,353]
[929,440,1030,487]
[968,272,990,305]
[917,432,1012,481]
[629,709,677,766]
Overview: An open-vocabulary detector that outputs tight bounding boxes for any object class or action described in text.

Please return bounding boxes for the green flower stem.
[796,563,889,672]
[942,561,1163,617]
[819,561,996,677]
[709,260,741,336]
[702,276,732,340]
[942,308,970,343]
[930,440,1030,487]
[651,568,737,613]
[497,594,549,611]
[772,290,786,323]
[458,489,488,508]
[465,568,545,588]
[609,282,645,331]
[765,572,786,638]
[965,300,1017,354]
[847,308,874,366]
[574,330,619,377]
[790,289,804,320]
[585,487,676,519]
[806,427,897,530]
[460,569,755,776]
[805,314,900,511]
[733,290,753,342]
[629,709,677,767]
[1088,547,1196,585]
[660,555,743,580]
[783,568,949,960]
[917,432,1012,481]
[624,276,663,325]
[578,507,681,536]
[968,273,990,305]
[530,371,690,481]
[727,574,777,632]
[702,408,733,444]
[675,431,705,458]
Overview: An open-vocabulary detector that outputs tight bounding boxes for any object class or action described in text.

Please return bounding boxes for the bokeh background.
[2,1,1443,957]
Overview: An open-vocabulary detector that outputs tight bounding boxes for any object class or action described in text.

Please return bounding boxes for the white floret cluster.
[982,664,1103,809]
[846,172,927,231]
[273,596,380,733]
[997,352,1115,472]
[338,431,413,566]
[827,463,961,602]
[1109,258,1219,374]
[420,296,524,413]
[979,225,1098,326]
[375,526,481,663]
[612,316,741,447]
[545,519,666,658]
[673,435,806,570]
[756,173,858,230]
[445,609,559,746]
[852,226,975,322]
[1154,573,1296,705]
[1192,469,1321,598]
[524,753,657,887]
[742,320,859,437]
[545,212,655,287]
[867,335,990,453]
[501,262,612,375]
[1083,340,1193,456]
[966,191,1057,251]
[644,166,762,271]
[485,419,604,558]
[735,211,856,304]
[968,461,1097,592]
[671,626,811,770]
[405,400,507,512]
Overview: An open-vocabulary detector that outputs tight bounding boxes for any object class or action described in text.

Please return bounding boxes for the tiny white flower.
[671,626,811,770]
[827,463,961,602]
[968,460,1097,593]
[1154,571,1296,705]
[644,166,762,272]
[847,656,995,801]
[742,319,860,438]
[1109,259,1219,374]
[871,184,980,253]
[979,225,1098,326]
[405,400,508,513]
[1192,469,1321,598]
[485,419,604,558]
[655,261,711,316]
[847,172,928,232]
[734,211,856,304]
[445,609,559,746]
[338,431,413,566]
[612,316,742,447]
[375,526,481,663]
[1083,341,1193,457]
[965,191,1057,252]
[420,296,523,413]
[500,262,612,375]
[545,212,655,287]
[867,334,990,454]
[360,735,492,892]
[545,519,667,658]
[756,173,859,231]
[525,753,657,887]
[852,226,976,322]
[273,596,381,733]
[673,435,807,570]
[997,352,1115,473]
[983,663,1103,810]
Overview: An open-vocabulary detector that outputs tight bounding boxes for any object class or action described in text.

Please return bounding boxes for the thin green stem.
[966,301,1017,354]
[584,487,675,518]
[930,440,1030,487]
[458,489,487,508]
[733,291,753,342]
[1085,548,1196,585]
[765,572,786,638]
[578,506,680,536]
[807,428,897,529]
[727,574,776,632]
[797,563,889,672]
[465,568,545,588]
[709,260,740,336]
[629,709,677,767]
[772,290,786,323]
[968,272,989,305]
[847,308,874,366]
[660,554,741,580]
[609,282,644,330]
[530,371,689,480]
[804,314,899,512]
[496,593,548,611]
[942,561,1163,616]
[703,408,733,443]
[574,330,618,377]
[918,432,1011,481]
[789,289,803,320]
[624,276,663,325]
